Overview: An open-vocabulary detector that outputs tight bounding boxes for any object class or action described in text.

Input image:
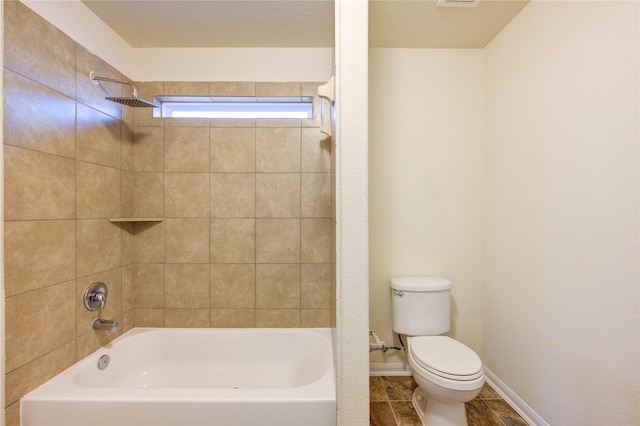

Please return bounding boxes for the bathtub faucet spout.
[92,318,119,333]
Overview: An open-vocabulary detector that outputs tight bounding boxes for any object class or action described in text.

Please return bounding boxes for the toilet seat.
[408,336,483,382]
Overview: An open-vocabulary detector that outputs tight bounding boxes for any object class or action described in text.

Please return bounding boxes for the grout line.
[387,400,400,426]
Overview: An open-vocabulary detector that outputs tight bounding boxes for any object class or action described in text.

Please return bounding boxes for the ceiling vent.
[437,0,480,7]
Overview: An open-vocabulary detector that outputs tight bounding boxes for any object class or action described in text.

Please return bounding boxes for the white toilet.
[391,276,484,426]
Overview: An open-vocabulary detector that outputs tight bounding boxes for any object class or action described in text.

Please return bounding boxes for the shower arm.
[90,71,139,98]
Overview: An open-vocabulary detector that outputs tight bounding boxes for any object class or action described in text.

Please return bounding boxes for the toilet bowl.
[407,336,484,425]
[390,276,484,426]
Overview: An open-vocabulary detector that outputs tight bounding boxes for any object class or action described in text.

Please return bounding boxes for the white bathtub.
[21,328,336,426]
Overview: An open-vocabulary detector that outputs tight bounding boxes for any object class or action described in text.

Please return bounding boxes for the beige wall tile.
[165,117,211,128]
[76,161,121,219]
[256,174,301,218]
[76,103,123,168]
[210,309,255,328]
[134,172,164,217]
[3,70,75,158]
[165,263,210,308]
[165,309,210,327]
[164,173,209,217]
[76,45,125,120]
[164,81,210,96]
[4,220,76,297]
[122,309,135,333]
[256,219,300,263]
[76,268,122,336]
[210,219,256,263]
[165,218,210,263]
[135,309,165,327]
[77,219,122,278]
[5,340,76,406]
[256,128,301,172]
[255,309,300,328]
[301,219,332,263]
[301,173,331,218]
[301,264,332,308]
[210,264,256,309]
[134,263,165,308]
[256,82,301,97]
[210,82,255,96]
[301,309,331,328]
[6,403,23,426]
[165,127,210,172]
[122,170,135,217]
[4,146,75,220]
[134,222,164,263]
[209,118,256,128]
[301,82,322,96]
[4,2,76,97]
[6,401,20,426]
[301,127,332,172]
[256,264,300,309]
[211,173,255,218]
[210,128,256,172]
[133,127,164,172]
[5,281,76,372]
[122,264,135,312]
[122,125,135,171]
[256,118,301,128]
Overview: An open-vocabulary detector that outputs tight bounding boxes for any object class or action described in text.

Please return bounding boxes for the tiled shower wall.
[3,2,336,425]
[3,2,135,423]
[129,81,334,329]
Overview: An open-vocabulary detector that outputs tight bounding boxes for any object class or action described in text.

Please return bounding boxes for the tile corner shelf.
[109,218,164,223]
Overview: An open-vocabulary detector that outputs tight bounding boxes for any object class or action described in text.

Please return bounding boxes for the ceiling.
[81,0,529,49]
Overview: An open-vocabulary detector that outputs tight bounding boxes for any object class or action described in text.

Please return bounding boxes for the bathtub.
[21,328,336,426]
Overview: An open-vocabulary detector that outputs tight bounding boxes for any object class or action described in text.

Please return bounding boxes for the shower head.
[105,97,159,108]
[90,71,159,108]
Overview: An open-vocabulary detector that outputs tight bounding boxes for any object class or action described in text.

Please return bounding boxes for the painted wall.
[335,0,370,423]
[484,1,639,424]
[133,48,333,82]
[369,49,485,365]
[368,2,639,424]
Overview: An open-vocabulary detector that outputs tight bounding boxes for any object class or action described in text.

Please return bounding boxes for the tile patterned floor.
[370,376,529,426]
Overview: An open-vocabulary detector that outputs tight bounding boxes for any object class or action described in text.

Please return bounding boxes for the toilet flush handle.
[392,289,404,297]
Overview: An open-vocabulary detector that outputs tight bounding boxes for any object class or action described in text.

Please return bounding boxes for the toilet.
[391,276,484,426]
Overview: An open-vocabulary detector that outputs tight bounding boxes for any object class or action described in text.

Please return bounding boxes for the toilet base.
[412,387,468,426]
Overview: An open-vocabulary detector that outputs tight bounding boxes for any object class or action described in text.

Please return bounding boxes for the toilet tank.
[390,276,452,336]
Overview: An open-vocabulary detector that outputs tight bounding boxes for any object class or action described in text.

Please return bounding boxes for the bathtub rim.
[21,327,337,403]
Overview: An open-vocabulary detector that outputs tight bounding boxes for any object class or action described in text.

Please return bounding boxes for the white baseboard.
[483,368,549,426]
[369,362,412,376]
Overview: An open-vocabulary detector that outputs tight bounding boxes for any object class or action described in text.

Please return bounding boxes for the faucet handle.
[83,282,108,311]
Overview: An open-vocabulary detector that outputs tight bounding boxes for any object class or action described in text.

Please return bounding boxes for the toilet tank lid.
[390,276,452,291]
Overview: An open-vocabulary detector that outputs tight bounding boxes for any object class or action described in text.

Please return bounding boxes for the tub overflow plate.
[97,354,110,370]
